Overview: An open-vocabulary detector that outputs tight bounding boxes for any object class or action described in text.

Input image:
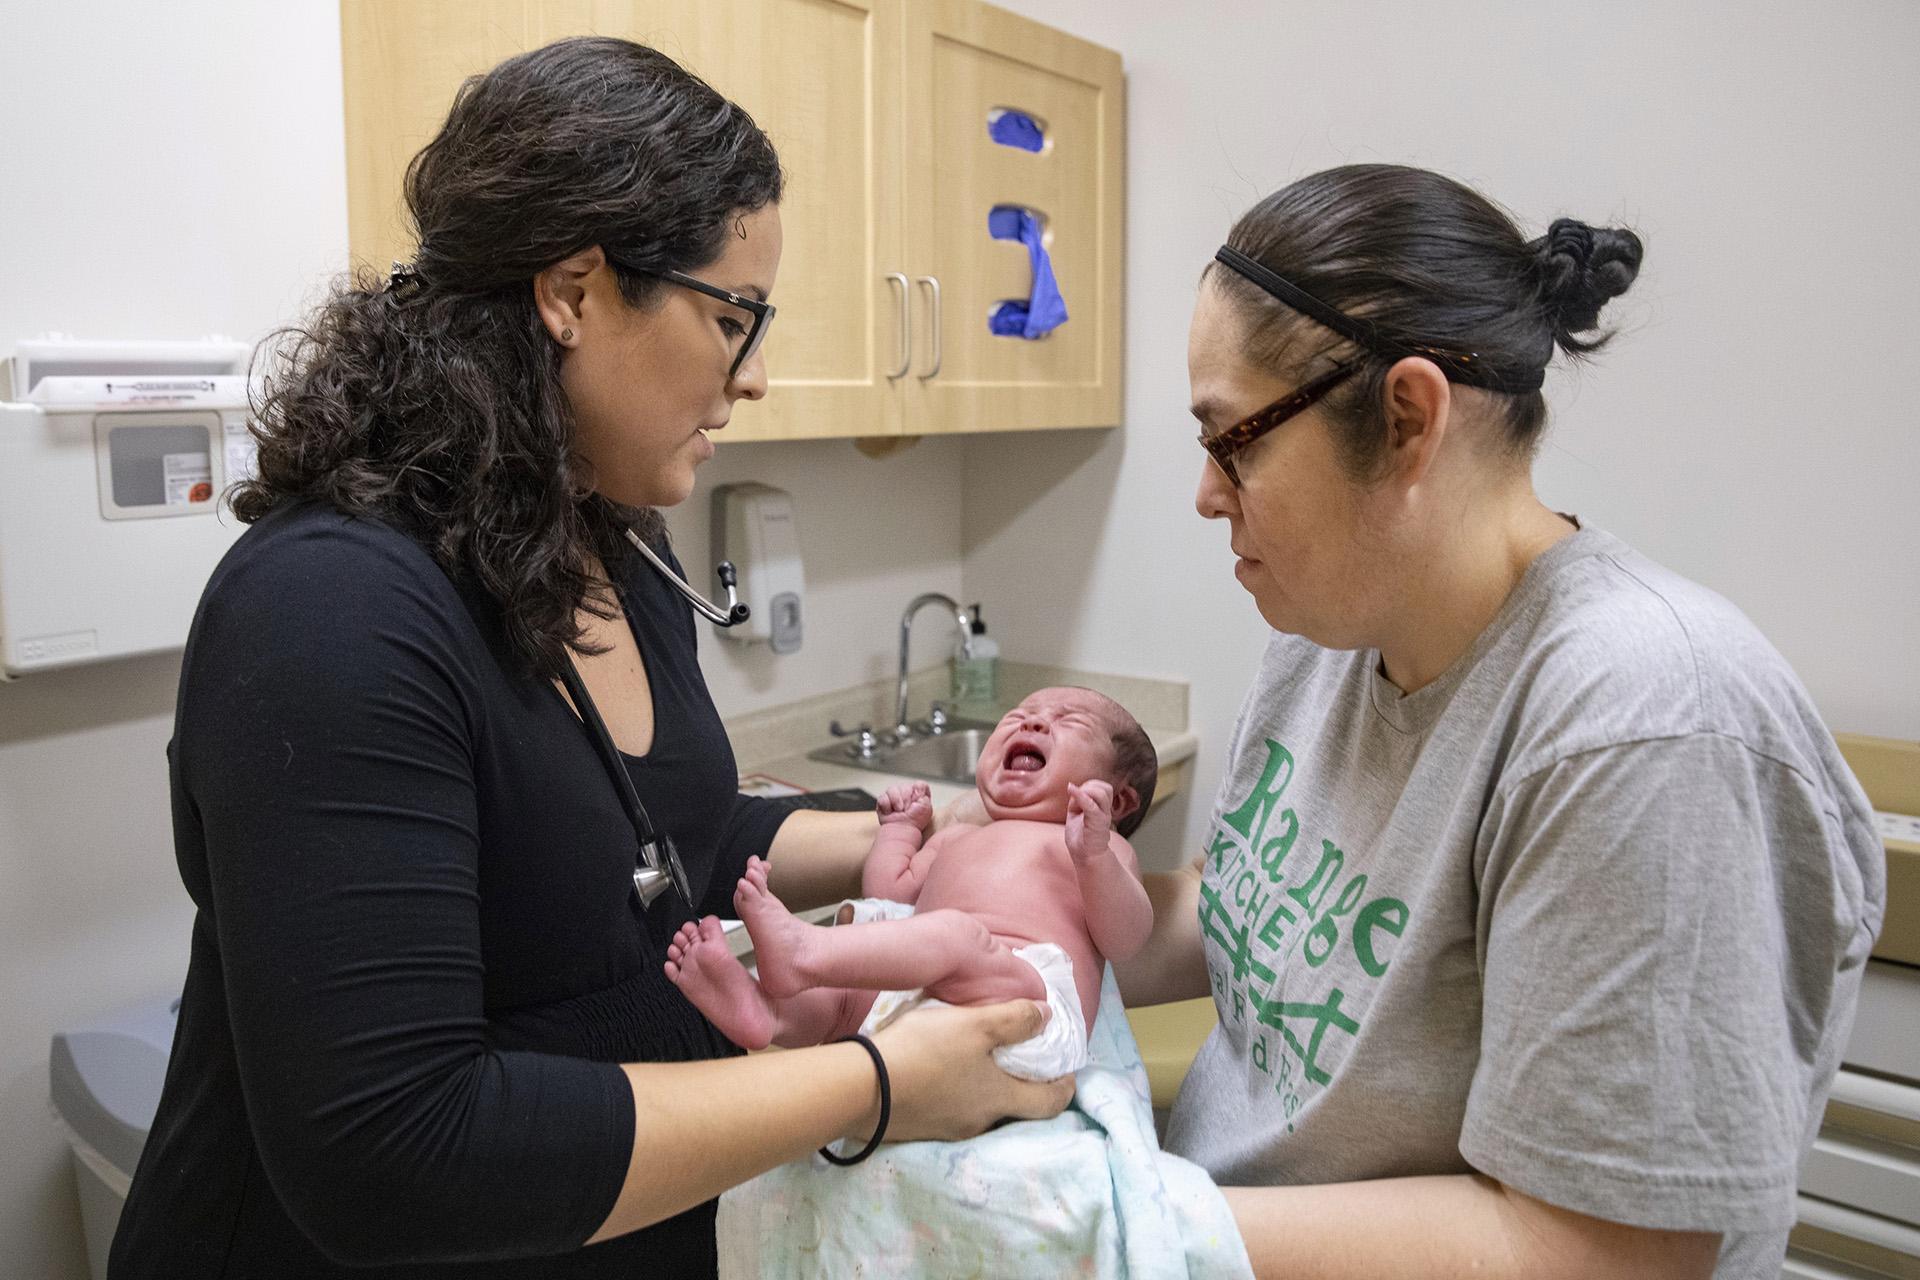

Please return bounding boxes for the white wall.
[667,436,968,715]
[0,4,966,1273]
[0,7,350,1273]
[970,0,1920,867]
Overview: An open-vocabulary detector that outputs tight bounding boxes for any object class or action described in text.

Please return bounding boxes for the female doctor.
[111,37,1068,1278]
[1120,164,1883,1279]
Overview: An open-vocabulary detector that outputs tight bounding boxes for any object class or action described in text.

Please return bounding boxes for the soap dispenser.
[709,483,804,653]
[950,604,998,706]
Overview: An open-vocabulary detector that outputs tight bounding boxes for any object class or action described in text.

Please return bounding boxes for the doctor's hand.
[865,1000,1073,1142]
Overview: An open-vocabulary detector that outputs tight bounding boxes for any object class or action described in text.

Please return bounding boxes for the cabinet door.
[900,0,1124,435]
[342,0,536,276]
[341,0,906,442]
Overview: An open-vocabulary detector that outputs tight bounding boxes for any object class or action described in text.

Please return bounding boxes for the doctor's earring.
[560,327,575,343]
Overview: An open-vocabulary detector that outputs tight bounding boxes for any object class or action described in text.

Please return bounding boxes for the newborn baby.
[667,687,1158,1080]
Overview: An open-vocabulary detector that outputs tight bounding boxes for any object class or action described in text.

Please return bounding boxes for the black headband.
[1213,245,1544,395]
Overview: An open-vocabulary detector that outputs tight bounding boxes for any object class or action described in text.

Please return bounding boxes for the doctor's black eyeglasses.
[1197,362,1355,487]
[612,260,776,380]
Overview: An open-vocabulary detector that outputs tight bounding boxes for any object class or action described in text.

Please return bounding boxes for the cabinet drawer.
[1792,1196,1920,1279]
[1848,962,1920,1082]
[1802,1131,1920,1230]
[1785,1246,1915,1279]
[1792,1057,1920,1278]
[1784,1249,1911,1279]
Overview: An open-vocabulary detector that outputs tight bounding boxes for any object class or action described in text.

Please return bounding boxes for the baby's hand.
[878,780,934,832]
[1065,780,1114,863]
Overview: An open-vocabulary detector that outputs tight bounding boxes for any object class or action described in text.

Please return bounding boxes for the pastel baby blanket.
[716,969,1252,1278]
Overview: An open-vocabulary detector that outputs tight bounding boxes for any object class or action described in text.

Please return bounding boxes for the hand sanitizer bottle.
[951,604,998,707]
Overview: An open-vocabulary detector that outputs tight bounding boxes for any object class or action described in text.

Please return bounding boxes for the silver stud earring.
[560,327,574,342]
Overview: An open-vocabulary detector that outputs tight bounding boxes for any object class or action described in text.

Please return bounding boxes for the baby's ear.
[1110,784,1140,822]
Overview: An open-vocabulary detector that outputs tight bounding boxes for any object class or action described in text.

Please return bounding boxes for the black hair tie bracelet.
[819,1033,890,1166]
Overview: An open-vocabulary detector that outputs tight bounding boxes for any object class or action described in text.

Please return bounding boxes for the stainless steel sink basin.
[806,720,998,786]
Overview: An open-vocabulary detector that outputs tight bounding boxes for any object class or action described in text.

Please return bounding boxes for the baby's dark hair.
[1078,688,1157,838]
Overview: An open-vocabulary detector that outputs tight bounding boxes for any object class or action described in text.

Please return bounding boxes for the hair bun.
[1531,217,1643,353]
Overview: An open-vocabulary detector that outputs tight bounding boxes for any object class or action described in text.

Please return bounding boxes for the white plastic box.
[0,337,254,677]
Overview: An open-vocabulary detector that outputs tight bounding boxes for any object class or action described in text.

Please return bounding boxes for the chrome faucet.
[895,592,973,740]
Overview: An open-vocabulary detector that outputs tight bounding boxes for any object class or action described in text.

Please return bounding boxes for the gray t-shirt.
[1163,526,1885,1278]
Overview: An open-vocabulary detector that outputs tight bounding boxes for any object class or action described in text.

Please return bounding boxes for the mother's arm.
[1224,1175,1719,1280]
[1110,875,1723,1277]
[1112,854,1212,1006]
[1234,733,1838,1280]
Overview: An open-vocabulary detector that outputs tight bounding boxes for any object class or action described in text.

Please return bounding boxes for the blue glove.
[987,109,1045,153]
[987,206,1068,339]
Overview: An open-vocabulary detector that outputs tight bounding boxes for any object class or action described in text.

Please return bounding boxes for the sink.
[805,720,998,786]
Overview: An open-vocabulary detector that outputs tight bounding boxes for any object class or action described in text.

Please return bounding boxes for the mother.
[111,37,1067,1278]
[1123,165,1884,1278]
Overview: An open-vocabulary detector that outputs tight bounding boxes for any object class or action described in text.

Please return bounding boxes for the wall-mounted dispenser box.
[709,483,803,654]
[0,337,255,678]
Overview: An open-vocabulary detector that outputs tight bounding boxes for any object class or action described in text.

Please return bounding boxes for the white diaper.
[838,897,1091,1082]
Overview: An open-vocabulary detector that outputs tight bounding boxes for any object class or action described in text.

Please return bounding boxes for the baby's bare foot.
[664,916,775,1050]
[734,856,817,999]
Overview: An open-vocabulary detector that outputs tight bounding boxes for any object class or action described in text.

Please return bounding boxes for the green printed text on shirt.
[1198,738,1410,1126]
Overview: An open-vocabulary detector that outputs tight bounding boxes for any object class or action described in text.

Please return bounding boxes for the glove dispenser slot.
[986,204,1066,340]
[985,107,1048,153]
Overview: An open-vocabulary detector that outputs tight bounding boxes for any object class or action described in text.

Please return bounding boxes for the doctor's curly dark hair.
[231,37,782,677]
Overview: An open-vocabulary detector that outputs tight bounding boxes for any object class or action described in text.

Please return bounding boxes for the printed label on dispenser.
[225,419,260,485]
[163,451,213,505]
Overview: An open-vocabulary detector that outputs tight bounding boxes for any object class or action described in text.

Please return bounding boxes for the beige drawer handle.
[1795,1192,1920,1256]
[915,275,943,379]
[1830,1066,1920,1126]
[884,273,911,379]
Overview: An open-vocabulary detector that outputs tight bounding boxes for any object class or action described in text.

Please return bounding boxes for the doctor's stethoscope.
[556,528,749,915]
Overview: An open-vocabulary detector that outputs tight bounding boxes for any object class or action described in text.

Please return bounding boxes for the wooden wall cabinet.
[341,0,1124,444]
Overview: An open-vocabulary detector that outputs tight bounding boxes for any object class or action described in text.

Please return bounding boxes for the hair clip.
[386,261,422,293]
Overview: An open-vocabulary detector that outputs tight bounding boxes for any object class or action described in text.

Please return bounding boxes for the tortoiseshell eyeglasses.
[1196,362,1356,487]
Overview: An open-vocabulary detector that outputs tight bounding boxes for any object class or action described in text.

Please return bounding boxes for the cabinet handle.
[885,272,911,379]
[915,275,943,379]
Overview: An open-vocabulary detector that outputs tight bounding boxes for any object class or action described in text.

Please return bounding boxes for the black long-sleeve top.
[110,501,787,1278]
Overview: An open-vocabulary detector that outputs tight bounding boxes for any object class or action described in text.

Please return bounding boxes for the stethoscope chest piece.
[633,835,693,911]
[558,637,694,917]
